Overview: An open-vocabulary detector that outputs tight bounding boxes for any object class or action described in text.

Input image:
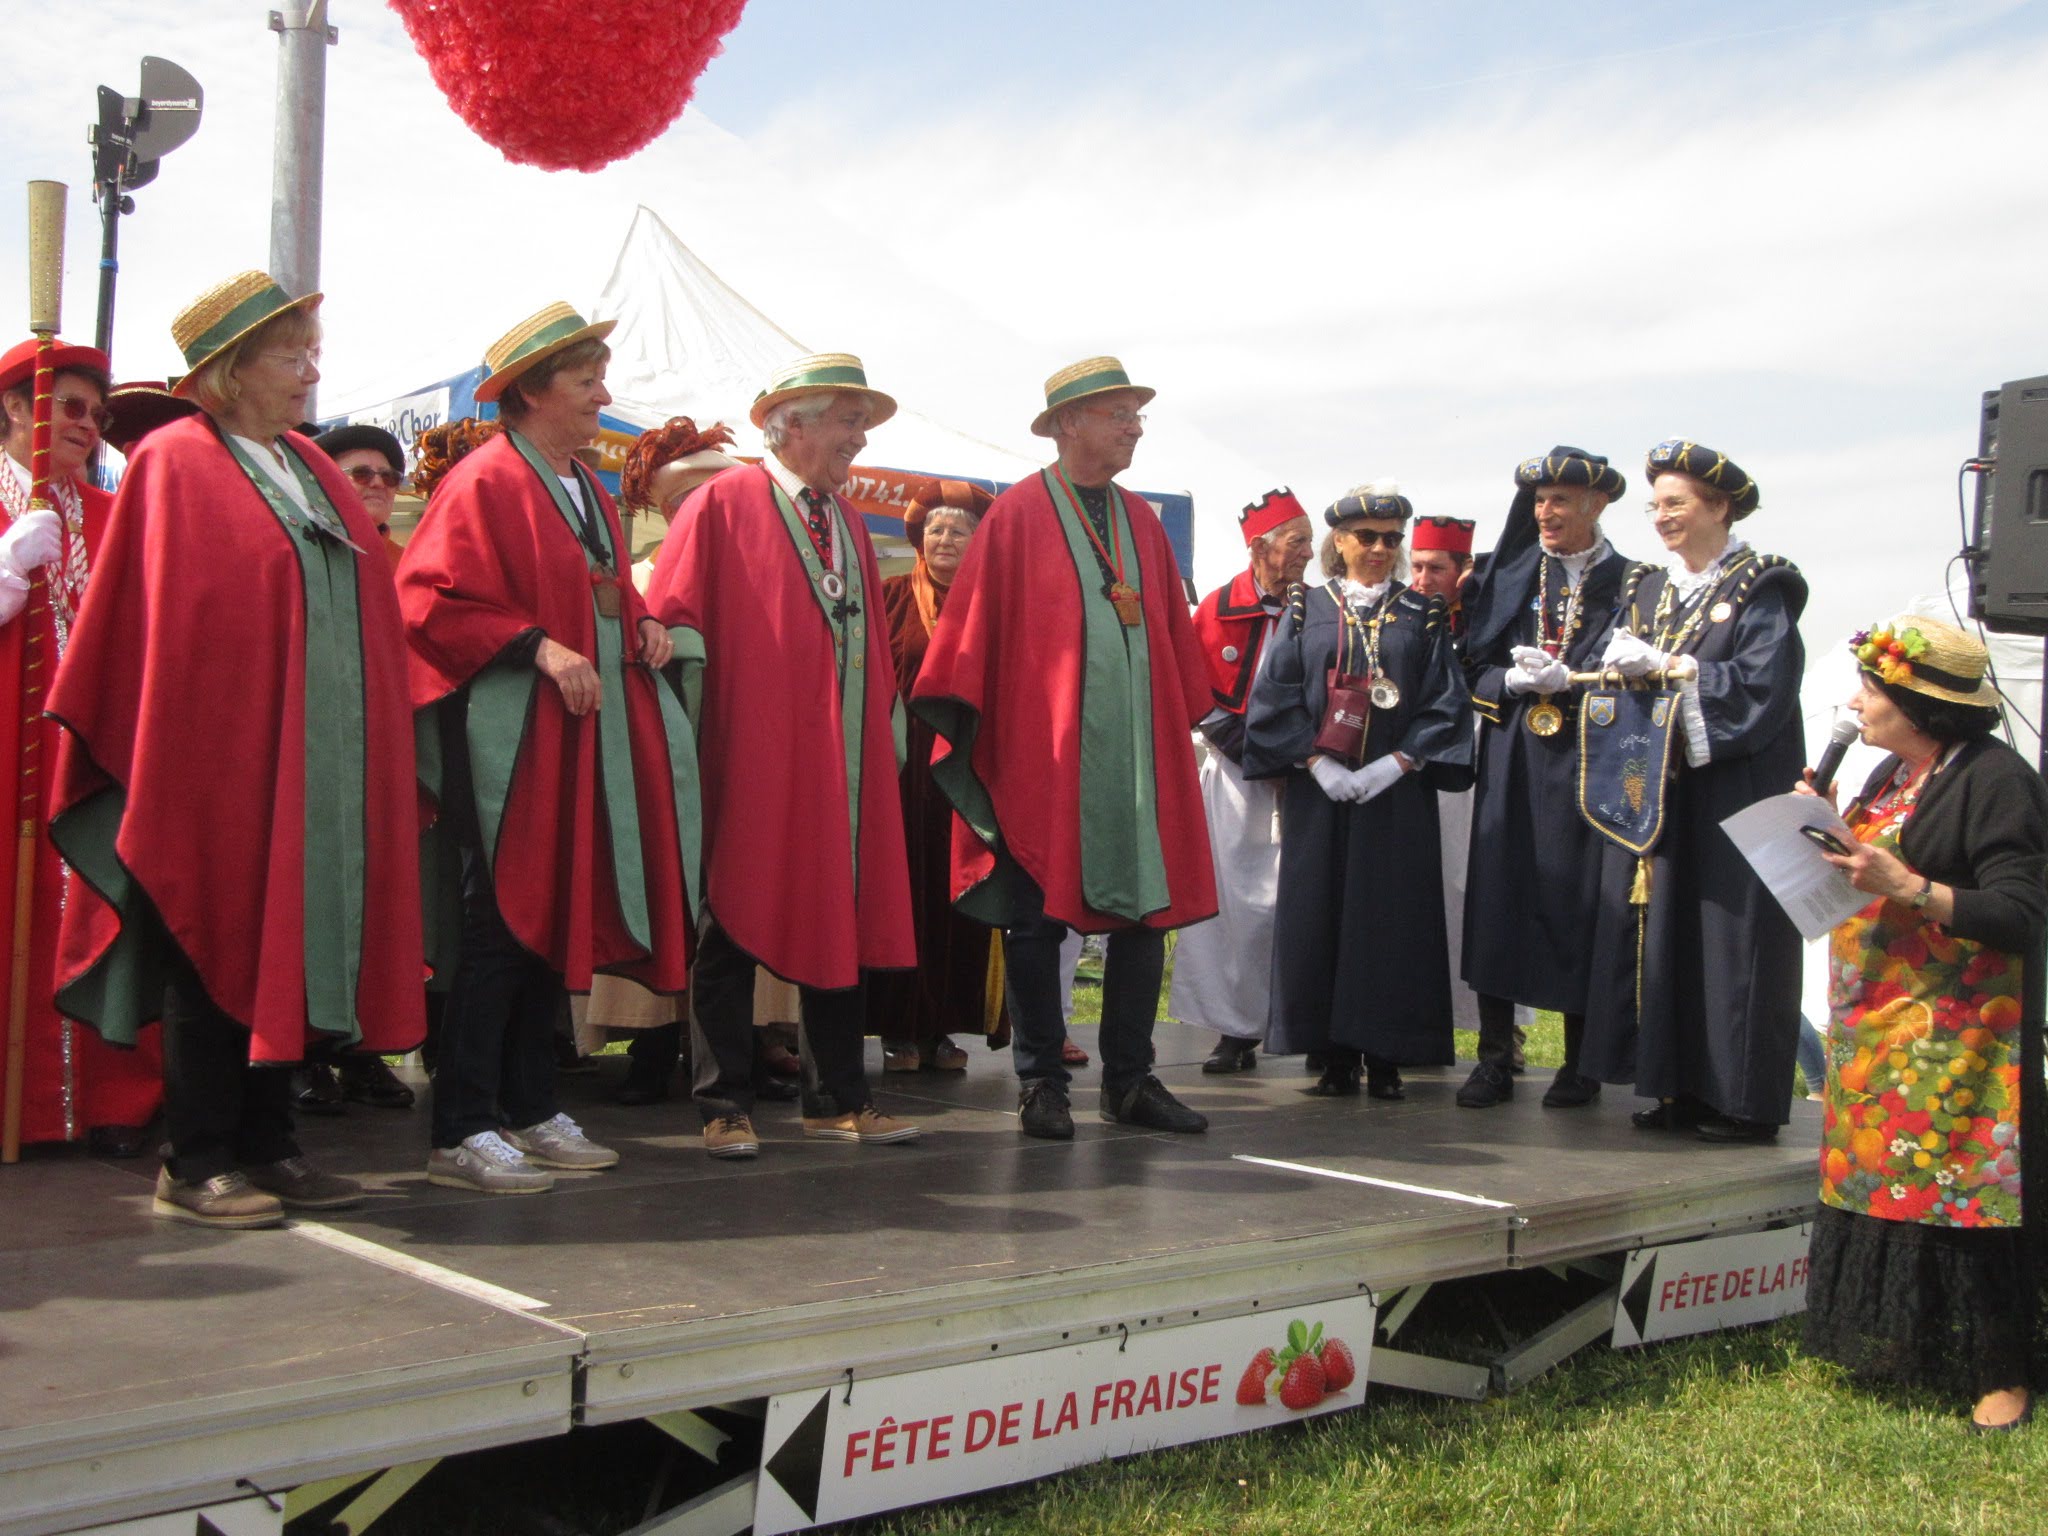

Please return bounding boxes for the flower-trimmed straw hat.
[749,352,897,431]
[475,302,616,405]
[1851,614,2003,710]
[1030,355,1155,439]
[168,271,322,398]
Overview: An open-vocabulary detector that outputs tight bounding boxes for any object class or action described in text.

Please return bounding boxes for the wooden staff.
[3,180,66,1164]
[1564,669,1678,688]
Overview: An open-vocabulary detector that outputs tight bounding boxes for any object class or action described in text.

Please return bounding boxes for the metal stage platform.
[0,1021,1819,1535]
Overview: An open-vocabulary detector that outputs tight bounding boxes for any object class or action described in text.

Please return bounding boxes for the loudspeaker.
[1971,373,2048,635]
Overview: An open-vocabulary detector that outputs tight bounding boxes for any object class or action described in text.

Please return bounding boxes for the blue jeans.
[1002,882,1162,1097]
[1795,1012,1826,1091]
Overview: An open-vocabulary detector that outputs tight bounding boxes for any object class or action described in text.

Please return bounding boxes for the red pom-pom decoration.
[390,0,749,173]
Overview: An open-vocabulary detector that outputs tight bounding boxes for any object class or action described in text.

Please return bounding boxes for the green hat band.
[761,362,871,398]
[1045,364,1135,411]
[182,283,294,369]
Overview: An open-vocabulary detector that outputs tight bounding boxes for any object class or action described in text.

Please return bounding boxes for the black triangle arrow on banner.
[1620,1251,1658,1342]
[763,1390,833,1524]
[195,1516,229,1536]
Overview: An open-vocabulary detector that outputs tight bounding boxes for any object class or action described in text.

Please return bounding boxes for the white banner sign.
[347,385,452,467]
[755,1297,1377,1535]
[1611,1223,1812,1348]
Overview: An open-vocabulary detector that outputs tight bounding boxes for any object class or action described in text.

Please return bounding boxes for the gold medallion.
[1709,600,1733,623]
[1109,581,1144,627]
[1369,676,1402,710]
[1526,699,1564,737]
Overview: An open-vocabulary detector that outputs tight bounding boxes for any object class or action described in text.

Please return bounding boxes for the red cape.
[0,477,162,1139]
[1191,568,1274,714]
[644,463,913,988]
[395,432,693,991]
[48,417,424,1062]
[911,472,1217,932]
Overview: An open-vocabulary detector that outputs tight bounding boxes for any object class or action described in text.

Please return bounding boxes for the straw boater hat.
[474,302,617,405]
[749,352,897,431]
[168,271,322,398]
[1645,438,1760,520]
[1851,614,2004,711]
[1030,356,1155,438]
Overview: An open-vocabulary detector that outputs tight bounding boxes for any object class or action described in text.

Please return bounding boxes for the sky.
[2,0,2046,684]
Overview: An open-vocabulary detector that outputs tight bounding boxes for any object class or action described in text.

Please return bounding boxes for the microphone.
[1811,715,1860,793]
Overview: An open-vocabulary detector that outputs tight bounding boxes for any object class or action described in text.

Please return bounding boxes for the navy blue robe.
[1460,543,1632,1012]
[1244,581,1475,1063]
[1577,551,1809,1123]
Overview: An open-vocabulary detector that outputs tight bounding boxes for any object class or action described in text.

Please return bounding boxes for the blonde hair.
[186,306,322,420]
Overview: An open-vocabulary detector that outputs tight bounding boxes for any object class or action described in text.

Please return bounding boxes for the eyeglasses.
[345,465,404,489]
[259,347,322,379]
[54,394,113,434]
[1340,528,1404,548]
[1085,406,1147,426]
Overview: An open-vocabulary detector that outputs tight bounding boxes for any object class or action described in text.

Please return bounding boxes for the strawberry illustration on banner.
[389,0,749,171]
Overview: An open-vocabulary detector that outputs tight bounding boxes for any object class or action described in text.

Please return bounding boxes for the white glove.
[1600,629,1668,679]
[1309,755,1360,802]
[1349,754,1406,803]
[0,509,62,585]
[1504,644,1570,696]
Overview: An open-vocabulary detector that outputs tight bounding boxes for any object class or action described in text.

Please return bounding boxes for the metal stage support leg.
[1490,1285,1621,1395]
[1375,1282,1430,1341]
[619,1472,756,1536]
[282,1458,438,1534]
[1370,1346,1493,1401]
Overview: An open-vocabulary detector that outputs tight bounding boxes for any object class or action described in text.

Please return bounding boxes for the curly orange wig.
[621,416,738,510]
[410,416,503,500]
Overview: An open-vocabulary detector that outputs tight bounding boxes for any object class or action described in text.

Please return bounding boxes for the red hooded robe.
[47,416,424,1063]
[643,462,913,989]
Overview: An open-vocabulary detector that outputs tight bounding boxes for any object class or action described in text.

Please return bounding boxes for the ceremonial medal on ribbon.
[1576,686,1681,855]
[592,569,622,618]
[1108,580,1142,626]
[1526,698,1563,736]
[1369,675,1402,709]
[821,570,847,602]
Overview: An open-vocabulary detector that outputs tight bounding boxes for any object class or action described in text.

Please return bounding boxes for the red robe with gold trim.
[0,476,163,1140]
[643,463,913,990]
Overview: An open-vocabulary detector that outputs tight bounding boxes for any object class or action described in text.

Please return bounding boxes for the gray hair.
[762,391,847,453]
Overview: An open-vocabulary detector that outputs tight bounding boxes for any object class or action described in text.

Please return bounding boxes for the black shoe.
[1102,1076,1208,1133]
[1631,1098,1708,1131]
[337,1053,416,1109]
[1455,1061,1514,1108]
[1307,1062,1361,1097]
[1203,1037,1259,1075]
[1019,1078,1074,1140]
[1304,1052,1327,1074]
[1541,1070,1601,1109]
[1695,1115,1779,1144]
[753,1076,800,1102]
[290,1063,346,1116]
[87,1123,151,1159]
[1366,1066,1405,1101]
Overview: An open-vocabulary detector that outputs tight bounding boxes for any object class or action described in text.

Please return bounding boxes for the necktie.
[800,487,835,567]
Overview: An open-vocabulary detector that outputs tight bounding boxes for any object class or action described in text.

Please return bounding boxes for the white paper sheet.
[1720,792,1869,941]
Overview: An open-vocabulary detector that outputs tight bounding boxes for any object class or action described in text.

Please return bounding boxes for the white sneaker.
[426,1130,556,1194]
[506,1112,619,1170]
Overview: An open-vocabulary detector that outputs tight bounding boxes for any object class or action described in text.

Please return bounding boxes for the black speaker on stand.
[1965,373,2048,776]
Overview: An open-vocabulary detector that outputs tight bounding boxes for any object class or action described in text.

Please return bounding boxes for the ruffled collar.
[1665,536,1749,604]
[1338,577,1391,609]
[1551,534,1609,589]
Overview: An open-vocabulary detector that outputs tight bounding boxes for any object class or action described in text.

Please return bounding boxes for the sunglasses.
[54,395,114,434]
[1340,528,1404,548]
[345,465,405,489]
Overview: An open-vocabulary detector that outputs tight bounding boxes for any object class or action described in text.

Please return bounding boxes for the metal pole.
[93,194,121,360]
[267,0,334,416]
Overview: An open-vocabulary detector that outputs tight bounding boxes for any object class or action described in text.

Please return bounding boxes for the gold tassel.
[1630,857,1651,907]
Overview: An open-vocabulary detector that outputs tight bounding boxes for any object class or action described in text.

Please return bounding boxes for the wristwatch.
[1909,878,1934,909]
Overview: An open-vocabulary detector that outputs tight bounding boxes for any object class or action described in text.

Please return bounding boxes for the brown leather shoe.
[803,1106,921,1144]
[922,1037,968,1072]
[704,1114,760,1160]
[244,1156,365,1209]
[152,1167,285,1229]
[882,1041,921,1073]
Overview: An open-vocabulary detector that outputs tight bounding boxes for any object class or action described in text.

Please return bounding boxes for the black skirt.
[1802,1203,2032,1399]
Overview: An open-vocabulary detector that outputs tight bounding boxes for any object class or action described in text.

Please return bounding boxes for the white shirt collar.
[1338,577,1391,608]
[766,451,823,504]
[1552,533,1610,587]
[1665,535,1749,602]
